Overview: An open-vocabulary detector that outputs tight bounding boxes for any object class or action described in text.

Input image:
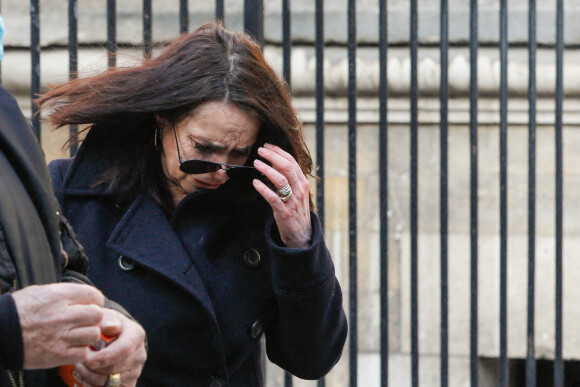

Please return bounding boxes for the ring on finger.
[277,184,293,202]
[279,191,293,202]
[105,373,122,387]
[277,183,292,197]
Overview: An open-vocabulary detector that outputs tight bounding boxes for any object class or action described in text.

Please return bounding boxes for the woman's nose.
[208,159,229,179]
[214,168,228,177]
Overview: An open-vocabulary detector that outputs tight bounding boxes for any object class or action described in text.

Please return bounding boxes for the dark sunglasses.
[172,126,259,180]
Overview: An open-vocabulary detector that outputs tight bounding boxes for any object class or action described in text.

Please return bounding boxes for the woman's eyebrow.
[188,135,226,150]
[189,135,252,154]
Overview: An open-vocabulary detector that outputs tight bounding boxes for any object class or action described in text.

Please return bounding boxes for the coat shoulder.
[48,158,73,186]
[48,158,74,205]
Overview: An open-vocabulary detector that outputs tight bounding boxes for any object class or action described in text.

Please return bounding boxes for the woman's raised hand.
[252,143,312,249]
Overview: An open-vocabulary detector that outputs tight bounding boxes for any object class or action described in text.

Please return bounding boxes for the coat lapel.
[105,193,219,327]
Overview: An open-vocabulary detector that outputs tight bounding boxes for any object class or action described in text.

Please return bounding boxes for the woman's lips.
[194,179,220,189]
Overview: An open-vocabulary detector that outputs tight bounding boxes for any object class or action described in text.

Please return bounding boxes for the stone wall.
[2,1,580,386]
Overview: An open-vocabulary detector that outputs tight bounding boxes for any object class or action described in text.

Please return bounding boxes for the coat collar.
[61,141,116,196]
[105,193,220,327]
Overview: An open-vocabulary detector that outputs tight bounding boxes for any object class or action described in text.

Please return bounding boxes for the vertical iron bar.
[499,0,509,385]
[143,0,152,59]
[244,0,264,46]
[314,13,325,387]
[215,0,225,23]
[526,0,537,385]
[283,6,293,385]
[315,0,325,230]
[30,0,41,141]
[409,0,419,385]
[348,0,357,385]
[107,0,116,68]
[68,0,79,156]
[314,0,325,367]
[284,373,292,387]
[469,0,478,385]
[379,0,388,386]
[439,0,449,385]
[554,0,564,385]
[0,0,3,81]
[315,0,326,372]
[180,0,189,34]
[282,0,291,86]
[283,7,293,386]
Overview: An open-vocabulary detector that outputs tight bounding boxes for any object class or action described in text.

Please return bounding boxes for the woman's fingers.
[253,160,288,191]
[261,143,310,190]
[256,146,298,188]
[252,178,287,212]
[252,143,312,248]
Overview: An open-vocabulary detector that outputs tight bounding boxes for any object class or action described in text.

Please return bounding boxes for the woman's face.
[159,100,260,206]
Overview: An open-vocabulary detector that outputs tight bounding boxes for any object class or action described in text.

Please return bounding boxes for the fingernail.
[254,159,264,166]
[257,147,265,154]
[102,319,121,328]
[264,143,273,148]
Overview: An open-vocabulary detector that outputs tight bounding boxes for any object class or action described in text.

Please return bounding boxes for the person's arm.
[250,143,347,378]
[0,293,23,370]
[264,213,348,380]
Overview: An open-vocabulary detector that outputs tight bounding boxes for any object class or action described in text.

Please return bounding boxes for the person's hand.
[11,283,105,369]
[253,143,312,249]
[70,308,146,387]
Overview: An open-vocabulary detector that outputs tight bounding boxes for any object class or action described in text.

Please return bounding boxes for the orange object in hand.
[58,333,117,387]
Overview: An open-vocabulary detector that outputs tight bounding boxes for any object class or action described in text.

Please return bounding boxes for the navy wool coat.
[49,144,347,387]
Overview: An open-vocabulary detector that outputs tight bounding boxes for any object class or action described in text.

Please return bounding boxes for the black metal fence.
[3,0,568,386]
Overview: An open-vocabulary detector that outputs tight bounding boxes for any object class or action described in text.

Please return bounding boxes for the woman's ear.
[155,114,168,129]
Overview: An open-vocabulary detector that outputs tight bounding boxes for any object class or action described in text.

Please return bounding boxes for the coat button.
[118,255,135,272]
[249,320,263,339]
[209,376,225,387]
[243,249,261,268]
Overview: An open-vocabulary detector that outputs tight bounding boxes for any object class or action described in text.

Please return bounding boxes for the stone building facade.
[2,1,580,385]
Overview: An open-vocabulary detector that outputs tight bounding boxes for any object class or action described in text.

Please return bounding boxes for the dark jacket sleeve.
[0,85,63,282]
[0,294,23,370]
[264,212,347,380]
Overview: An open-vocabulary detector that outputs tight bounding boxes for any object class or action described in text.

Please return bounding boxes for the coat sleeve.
[0,294,23,370]
[264,212,347,380]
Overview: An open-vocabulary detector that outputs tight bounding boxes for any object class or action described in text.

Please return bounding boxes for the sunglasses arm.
[172,125,185,164]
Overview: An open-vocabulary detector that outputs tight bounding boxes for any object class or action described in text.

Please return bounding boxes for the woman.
[39,22,347,386]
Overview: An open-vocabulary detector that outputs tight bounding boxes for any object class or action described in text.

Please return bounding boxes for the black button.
[209,377,225,387]
[243,249,261,268]
[118,255,135,272]
[249,320,263,339]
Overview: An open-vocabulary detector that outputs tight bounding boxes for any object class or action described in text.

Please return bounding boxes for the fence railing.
[2,0,569,386]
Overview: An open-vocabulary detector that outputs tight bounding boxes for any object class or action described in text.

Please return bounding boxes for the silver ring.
[279,191,293,202]
[105,373,122,387]
[277,183,292,198]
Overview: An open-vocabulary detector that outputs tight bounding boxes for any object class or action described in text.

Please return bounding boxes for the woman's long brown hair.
[37,22,314,211]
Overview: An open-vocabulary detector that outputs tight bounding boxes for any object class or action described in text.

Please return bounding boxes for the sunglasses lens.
[180,159,260,180]
[180,160,220,174]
